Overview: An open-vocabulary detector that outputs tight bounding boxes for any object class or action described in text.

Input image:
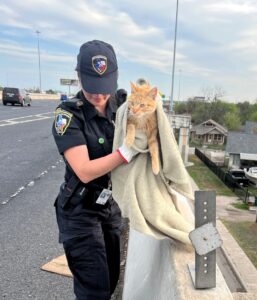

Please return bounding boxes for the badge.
[96,189,112,205]
[92,55,107,75]
[98,137,105,144]
[54,108,72,136]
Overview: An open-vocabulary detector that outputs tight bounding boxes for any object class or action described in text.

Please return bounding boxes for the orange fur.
[126,82,160,174]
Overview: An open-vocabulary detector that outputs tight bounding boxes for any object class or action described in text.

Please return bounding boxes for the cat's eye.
[140,104,145,107]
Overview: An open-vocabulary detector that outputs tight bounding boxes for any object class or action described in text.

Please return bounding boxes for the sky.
[0,0,257,103]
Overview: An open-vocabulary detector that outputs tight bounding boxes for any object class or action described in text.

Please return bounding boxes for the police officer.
[52,40,137,300]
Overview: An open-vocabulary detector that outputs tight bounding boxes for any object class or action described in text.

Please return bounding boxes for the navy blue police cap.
[75,40,118,94]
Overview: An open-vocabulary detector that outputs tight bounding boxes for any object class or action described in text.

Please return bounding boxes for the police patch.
[54,108,72,136]
[92,55,107,75]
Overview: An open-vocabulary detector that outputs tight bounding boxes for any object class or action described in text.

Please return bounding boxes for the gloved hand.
[117,142,139,163]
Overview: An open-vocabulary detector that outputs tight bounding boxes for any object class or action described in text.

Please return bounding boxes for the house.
[226,121,257,169]
[192,96,205,102]
[191,119,228,145]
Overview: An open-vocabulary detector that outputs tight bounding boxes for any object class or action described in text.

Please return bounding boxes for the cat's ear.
[148,87,158,100]
[130,82,138,93]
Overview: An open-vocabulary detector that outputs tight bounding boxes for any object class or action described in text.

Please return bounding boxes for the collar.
[77,90,117,121]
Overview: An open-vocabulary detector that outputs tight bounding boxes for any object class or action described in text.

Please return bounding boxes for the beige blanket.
[111,100,195,245]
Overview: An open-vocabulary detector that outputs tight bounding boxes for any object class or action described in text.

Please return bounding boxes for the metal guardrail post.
[188,190,217,289]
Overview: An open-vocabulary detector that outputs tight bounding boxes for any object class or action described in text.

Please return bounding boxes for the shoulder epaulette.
[61,98,84,109]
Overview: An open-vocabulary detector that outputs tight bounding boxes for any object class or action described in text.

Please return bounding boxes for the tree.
[174,101,187,114]
[201,85,226,102]
[191,102,208,124]
[223,112,241,130]
[237,101,251,124]
[45,89,56,94]
[249,110,257,122]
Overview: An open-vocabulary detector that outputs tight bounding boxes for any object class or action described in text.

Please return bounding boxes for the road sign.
[60,79,78,86]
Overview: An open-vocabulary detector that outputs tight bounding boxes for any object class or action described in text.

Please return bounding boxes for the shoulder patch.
[54,108,73,136]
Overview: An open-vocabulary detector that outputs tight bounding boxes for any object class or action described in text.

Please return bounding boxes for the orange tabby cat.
[126,82,160,174]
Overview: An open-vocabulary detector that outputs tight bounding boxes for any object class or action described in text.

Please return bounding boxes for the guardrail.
[0,91,59,100]
[195,148,255,202]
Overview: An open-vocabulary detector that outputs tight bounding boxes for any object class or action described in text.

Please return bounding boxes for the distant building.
[192,96,205,102]
[226,121,257,169]
[191,119,228,145]
[162,100,170,112]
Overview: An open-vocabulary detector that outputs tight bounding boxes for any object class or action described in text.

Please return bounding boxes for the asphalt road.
[0,100,74,299]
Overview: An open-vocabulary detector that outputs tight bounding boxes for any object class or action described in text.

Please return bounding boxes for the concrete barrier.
[27,93,59,100]
[0,91,59,101]
[123,229,233,300]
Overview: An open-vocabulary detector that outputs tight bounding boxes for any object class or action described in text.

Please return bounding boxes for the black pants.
[56,198,122,300]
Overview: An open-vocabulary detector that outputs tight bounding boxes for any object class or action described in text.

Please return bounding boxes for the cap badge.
[92,55,107,75]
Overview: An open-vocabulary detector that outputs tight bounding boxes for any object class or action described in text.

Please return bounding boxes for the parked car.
[60,94,68,101]
[2,87,32,106]
[227,169,249,186]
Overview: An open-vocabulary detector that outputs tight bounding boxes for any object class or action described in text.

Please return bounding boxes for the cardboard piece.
[41,254,73,278]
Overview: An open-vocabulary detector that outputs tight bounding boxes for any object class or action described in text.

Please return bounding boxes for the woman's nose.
[92,94,103,99]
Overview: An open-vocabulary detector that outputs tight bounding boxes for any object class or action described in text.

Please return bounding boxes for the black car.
[2,87,32,106]
[227,169,249,186]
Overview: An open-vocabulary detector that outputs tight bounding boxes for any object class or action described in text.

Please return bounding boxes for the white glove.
[117,143,139,163]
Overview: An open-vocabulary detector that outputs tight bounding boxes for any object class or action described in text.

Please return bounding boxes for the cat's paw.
[152,162,160,175]
[125,137,134,147]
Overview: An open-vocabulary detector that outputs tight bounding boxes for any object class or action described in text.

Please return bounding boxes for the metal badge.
[92,55,107,75]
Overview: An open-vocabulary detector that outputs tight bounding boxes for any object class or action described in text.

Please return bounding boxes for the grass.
[232,202,249,210]
[189,141,225,151]
[187,155,235,196]
[247,185,257,195]
[222,220,257,268]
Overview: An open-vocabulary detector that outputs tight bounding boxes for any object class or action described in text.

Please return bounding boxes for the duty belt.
[59,175,112,209]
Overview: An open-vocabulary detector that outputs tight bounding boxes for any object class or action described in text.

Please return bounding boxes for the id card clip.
[96,189,112,205]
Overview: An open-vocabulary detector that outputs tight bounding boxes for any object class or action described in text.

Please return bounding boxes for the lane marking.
[1,158,63,206]
[0,112,54,127]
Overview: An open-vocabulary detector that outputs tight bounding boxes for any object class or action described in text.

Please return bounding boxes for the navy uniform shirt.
[52,90,118,189]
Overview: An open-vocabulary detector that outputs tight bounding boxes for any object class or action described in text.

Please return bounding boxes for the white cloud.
[204,0,257,14]
[0,40,74,63]
[0,0,257,101]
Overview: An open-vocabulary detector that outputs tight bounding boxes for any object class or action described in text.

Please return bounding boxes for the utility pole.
[178,69,182,101]
[36,30,42,92]
[170,0,179,112]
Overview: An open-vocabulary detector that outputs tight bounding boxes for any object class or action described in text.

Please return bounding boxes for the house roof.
[226,132,257,154]
[244,121,257,135]
[191,119,228,135]
[240,153,257,161]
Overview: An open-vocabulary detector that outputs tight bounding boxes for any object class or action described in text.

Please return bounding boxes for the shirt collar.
[77,90,117,121]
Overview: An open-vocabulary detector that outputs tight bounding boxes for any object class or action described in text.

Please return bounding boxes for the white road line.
[0,111,53,122]
[0,117,52,127]
[0,158,63,205]
[0,112,54,127]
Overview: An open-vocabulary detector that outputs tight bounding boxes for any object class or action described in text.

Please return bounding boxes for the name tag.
[95,189,112,205]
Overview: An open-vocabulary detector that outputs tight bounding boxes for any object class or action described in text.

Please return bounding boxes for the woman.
[52,40,137,300]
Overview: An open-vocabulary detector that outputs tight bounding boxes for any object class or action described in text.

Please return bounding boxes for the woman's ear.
[77,72,82,88]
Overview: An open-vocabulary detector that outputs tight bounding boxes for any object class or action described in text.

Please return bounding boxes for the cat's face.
[128,83,157,117]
